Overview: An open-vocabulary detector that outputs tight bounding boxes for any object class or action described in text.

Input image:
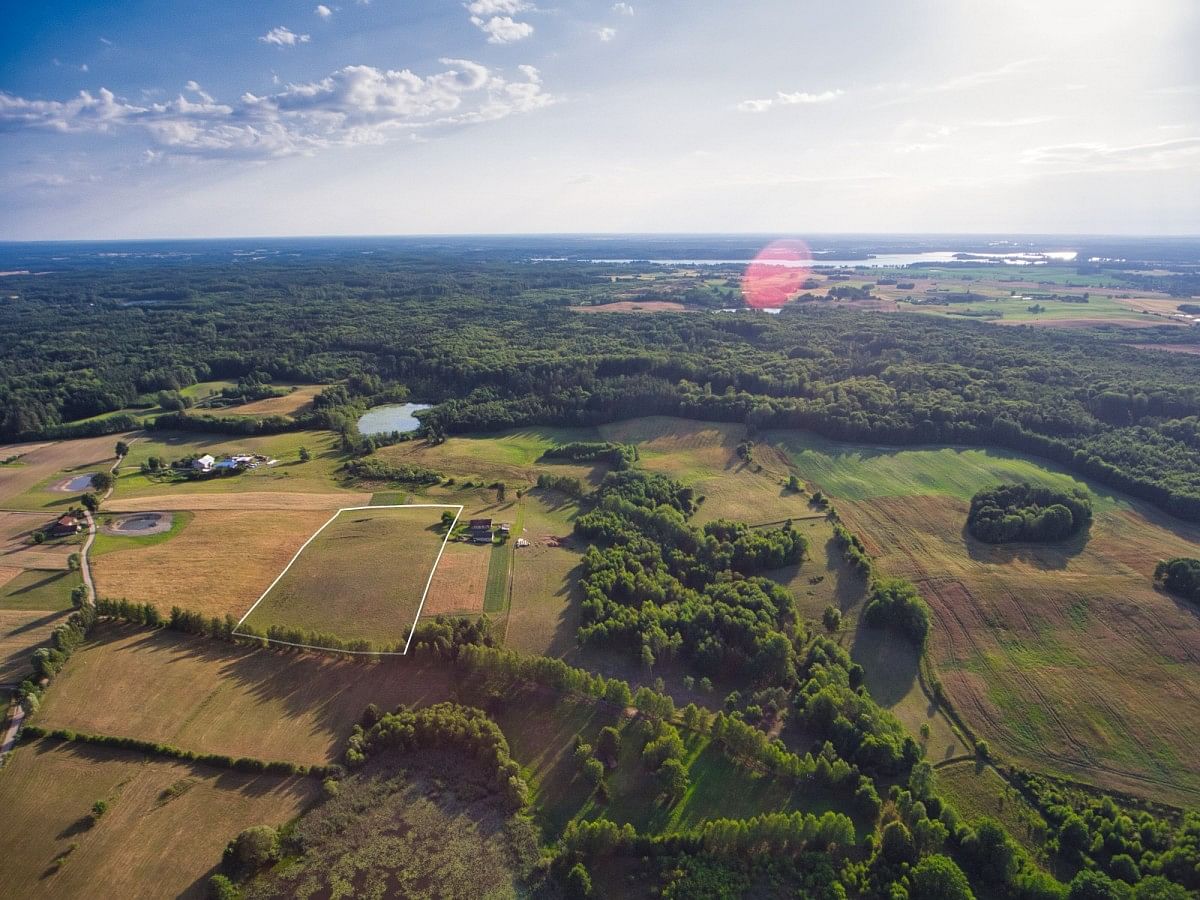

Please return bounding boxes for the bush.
[565,862,593,898]
[206,874,240,900]
[226,825,280,874]
[1154,557,1200,604]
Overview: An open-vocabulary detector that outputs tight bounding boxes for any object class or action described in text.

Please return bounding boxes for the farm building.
[49,514,82,537]
[469,518,494,543]
[192,454,216,472]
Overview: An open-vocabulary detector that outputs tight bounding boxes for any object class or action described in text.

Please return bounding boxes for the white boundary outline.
[231,503,463,656]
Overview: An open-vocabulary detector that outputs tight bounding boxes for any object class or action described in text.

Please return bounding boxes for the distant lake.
[584,251,1077,268]
[357,402,432,436]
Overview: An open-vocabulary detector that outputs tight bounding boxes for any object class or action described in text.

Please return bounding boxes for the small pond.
[63,474,95,491]
[356,402,432,436]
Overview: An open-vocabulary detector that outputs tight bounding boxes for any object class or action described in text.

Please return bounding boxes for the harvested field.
[0,434,122,508]
[35,624,456,765]
[0,608,69,684]
[92,508,332,620]
[0,566,22,590]
[106,490,369,512]
[773,430,1200,805]
[222,384,323,417]
[0,739,316,899]
[240,506,450,647]
[423,539,491,616]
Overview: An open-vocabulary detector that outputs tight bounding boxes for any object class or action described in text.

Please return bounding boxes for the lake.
[357,402,432,436]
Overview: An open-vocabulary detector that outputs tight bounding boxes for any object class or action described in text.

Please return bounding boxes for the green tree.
[565,862,593,899]
[596,726,621,766]
[1068,871,1132,900]
[822,604,841,632]
[658,757,690,802]
[206,874,239,900]
[582,756,605,788]
[298,446,311,463]
[115,440,130,457]
[226,825,280,874]
[31,530,45,545]
[81,492,99,513]
[881,820,917,865]
[909,855,975,900]
[91,471,114,492]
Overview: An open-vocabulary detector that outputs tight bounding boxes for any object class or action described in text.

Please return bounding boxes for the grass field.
[375,426,605,491]
[599,417,813,525]
[0,568,81,611]
[114,430,350,499]
[937,761,1049,854]
[769,430,1200,806]
[240,505,451,647]
[0,739,316,899]
[504,490,584,657]
[91,511,190,557]
[92,508,333,620]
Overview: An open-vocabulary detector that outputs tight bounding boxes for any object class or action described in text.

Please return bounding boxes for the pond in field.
[62,474,95,491]
[357,403,432,436]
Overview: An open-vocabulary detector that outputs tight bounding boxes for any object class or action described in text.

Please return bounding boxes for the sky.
[1,0,1198,240]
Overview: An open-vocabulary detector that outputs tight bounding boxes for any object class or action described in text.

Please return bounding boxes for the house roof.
[469,518,492,528]
[56,514,78,526]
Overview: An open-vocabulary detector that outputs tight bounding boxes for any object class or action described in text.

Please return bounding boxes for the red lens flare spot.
[741,240,812,309]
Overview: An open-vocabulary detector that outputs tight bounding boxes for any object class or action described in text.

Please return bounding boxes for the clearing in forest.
[237,504,459,651]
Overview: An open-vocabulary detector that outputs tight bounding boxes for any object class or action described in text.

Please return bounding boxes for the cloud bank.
[0,60,554,159]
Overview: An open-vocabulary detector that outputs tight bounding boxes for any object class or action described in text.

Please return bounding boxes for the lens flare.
[741,239,812,309]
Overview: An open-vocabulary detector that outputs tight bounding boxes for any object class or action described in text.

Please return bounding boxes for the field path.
[80,444,128,606]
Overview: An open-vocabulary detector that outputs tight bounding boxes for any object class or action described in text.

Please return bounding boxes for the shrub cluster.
[1154,557,1200,605]
[967,482,1093,543]
[861,577,932,647]
[535,472,587,497]
[341,457,443,485]
[541,441,638,470]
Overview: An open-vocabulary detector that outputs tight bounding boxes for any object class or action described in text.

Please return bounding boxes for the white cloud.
[612,2,634,15]
[737,89,842,112]
[259,26,311,47]
[466,0,533,43]
[466,0,530,14]
[99,37,113,46]
[1023,137,1200,172]
[471,15,534,43]
[597,27,616,42]
[315,5,333,19]
[927,59,1039,93]
[80,64,89,73]
[0,61,555,159]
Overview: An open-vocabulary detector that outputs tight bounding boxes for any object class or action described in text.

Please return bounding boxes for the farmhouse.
[192,454,216,472]
[469,518,494,543]
[49,513,82,537]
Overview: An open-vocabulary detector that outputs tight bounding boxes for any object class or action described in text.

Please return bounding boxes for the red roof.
[56,514,78,526]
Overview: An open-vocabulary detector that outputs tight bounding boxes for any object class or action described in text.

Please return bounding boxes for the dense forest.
[7,251,1200,523]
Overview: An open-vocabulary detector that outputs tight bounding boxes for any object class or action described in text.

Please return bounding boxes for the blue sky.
[2,0,1198,239]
